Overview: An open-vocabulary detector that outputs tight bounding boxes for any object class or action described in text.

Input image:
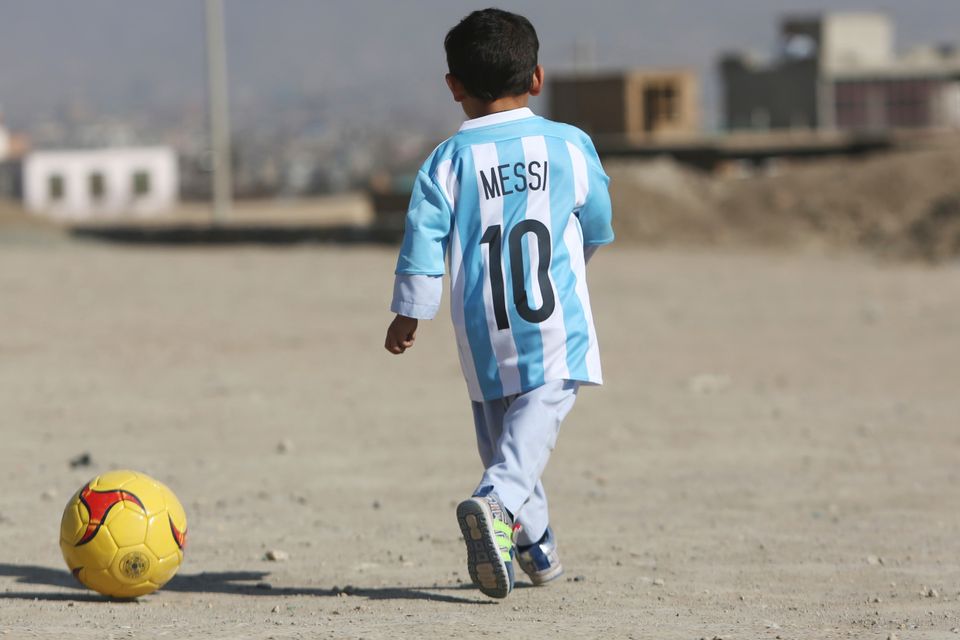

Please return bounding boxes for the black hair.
[444,8,539,102]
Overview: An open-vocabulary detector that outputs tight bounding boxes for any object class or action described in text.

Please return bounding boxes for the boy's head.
[444,8,541,104]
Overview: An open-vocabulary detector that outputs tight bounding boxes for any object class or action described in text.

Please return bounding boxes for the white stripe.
[434,159,459,210]
[449,219,483,400]
[566,141,590,211]
[521,136,569,382]
[562,214,603,383]
[471,143,521,394]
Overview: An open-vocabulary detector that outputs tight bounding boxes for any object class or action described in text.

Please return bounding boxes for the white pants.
[471,379,579,547]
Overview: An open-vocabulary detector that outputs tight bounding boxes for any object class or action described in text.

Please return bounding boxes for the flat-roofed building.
[23,147,177,220]
[721,12,960,132]
[549,69,700,142]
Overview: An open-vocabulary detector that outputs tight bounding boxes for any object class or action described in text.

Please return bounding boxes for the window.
[89,172,106,200]
[132,171,151,197]
[643,82,679,132]
[49,174,65,201]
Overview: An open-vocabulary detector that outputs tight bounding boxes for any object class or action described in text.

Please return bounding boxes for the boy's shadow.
[0,563,491,605]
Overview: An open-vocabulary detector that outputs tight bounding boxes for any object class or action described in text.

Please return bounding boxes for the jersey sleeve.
[395,169,452,276]
[578,137,615,246]
[390,274,442,320]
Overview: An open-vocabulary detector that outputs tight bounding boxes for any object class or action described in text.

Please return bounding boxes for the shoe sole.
[524,562,564,586]
[456,497,511,599]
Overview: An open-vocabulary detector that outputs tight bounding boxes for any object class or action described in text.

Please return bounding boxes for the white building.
[23,147,177,220]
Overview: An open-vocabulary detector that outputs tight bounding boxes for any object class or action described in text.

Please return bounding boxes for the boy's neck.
[461,94,530,120]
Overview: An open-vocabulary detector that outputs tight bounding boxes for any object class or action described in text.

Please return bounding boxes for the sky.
[1,1,958,132]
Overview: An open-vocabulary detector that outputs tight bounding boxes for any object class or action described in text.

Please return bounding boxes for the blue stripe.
[496,138,545,391]
[457,148,503,399]
[545,136,590,381]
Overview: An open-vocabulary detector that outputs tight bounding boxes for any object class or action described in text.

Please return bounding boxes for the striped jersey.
[396,107,614,401]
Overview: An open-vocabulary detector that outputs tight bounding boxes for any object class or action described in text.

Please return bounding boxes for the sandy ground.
[0,238,958,639]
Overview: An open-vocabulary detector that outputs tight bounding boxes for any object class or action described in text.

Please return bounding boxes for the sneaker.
[517,526,564,585]
[456,493,516,598]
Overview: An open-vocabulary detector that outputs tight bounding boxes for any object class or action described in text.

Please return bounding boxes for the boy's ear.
[445,73,467,103]
[529,64,545,97]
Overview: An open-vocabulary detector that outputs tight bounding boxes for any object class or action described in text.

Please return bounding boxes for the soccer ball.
[59,470,187,598]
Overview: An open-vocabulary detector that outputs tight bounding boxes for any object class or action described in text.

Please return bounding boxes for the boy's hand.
[384,314,419,354]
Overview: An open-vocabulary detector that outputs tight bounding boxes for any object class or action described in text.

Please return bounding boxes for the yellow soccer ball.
[59,470,187,598]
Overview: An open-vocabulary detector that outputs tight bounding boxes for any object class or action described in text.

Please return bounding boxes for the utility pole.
[205,0,232,224]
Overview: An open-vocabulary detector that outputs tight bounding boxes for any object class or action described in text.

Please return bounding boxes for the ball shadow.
[0,563,491,605]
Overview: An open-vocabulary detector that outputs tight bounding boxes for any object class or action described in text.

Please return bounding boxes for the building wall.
[550,75,628,137]
[23,147,177,220]
[721,56,820,130]
[820,13,893,71]
[834,78,960,130]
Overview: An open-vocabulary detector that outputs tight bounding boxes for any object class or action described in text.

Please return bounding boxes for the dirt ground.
[1,238,958,639]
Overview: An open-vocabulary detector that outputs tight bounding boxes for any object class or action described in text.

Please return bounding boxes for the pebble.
[925,588,940,598]
[69,452,93,468]
[276,439,293,454]
[271,605,281,613]
[372,500,381,510]
[653,578,665,586]
[887,633,898,640]
[264,550,289,562]
[572,575,586,582]
[41,489,56,501]
[687,373,732,395]
[866,555,883,565]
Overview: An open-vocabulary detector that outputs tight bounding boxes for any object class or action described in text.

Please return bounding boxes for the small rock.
[652,578,665,586]
[572,575,586,582]
[69,453,92,469]
[866,555,883,565]
[888,633,898,640]
[926,588,940,598]
[871,596,882,603]
[687,373,732,395]
[271,605,281,613]
[372,500,381,510]
[276,439,293,454]
[41,489,56,501]
[264,549,289,562]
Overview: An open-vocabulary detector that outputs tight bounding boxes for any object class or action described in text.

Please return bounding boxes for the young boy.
[384,8,613,599]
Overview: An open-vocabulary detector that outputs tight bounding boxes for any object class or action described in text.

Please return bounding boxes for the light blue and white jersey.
[394,107,614,401]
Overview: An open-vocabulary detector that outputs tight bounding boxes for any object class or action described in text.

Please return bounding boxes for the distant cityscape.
[3,97,445,202]
[1,10,959,221]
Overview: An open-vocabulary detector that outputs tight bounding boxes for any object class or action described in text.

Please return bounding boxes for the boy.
[384,8,613,599]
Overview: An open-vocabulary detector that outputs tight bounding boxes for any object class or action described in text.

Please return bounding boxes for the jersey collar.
[458,107,536,132]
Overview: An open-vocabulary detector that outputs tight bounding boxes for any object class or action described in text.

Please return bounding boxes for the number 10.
[479,220,556,331]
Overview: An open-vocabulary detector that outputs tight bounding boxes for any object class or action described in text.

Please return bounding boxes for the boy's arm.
[386,167,452,354]
[572,136,615,248]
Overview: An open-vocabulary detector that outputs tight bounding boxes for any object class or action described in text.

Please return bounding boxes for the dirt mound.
[608,147,960,262]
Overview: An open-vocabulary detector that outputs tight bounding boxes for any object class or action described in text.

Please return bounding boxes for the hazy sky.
[1,1,959,131]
